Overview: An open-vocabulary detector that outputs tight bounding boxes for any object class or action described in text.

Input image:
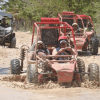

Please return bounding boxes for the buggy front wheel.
[27,64,38,83]
[77,58,85,81]
[10,59,21,74]
[88,63,99,81]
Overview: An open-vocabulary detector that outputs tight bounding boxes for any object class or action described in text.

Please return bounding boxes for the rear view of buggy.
[10,18,99,84]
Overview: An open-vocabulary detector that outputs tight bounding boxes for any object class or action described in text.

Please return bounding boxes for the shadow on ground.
[78,50,100,56]
[0,67,27,75]
[0,67,10,75]
[78,50,91,56]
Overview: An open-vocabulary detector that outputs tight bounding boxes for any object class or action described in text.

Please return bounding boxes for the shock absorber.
[19,48,26,71]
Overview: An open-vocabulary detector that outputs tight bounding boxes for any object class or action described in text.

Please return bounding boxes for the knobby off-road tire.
[27,64,38,83]
[88,63,99,81]
[90,37,99,55]
[10,37,16,48]
[77,58,85,81]
[10,59,21,74]
[97,34,100,47]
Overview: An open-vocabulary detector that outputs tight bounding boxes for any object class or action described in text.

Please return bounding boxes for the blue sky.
[0,0,8,11]
[4,0,8,2]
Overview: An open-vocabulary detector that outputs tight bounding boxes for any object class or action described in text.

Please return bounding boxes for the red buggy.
[10,18,99,84]
[58,12,99,55]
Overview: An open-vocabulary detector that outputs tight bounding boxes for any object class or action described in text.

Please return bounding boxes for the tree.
[0,0,99,31]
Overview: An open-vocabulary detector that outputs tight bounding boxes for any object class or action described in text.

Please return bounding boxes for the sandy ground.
[0,31,100,100]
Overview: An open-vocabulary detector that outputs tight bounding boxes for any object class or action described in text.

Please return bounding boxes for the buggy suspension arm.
[74,71,89,74]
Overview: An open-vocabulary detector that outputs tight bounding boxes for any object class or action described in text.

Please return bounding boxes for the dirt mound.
[0,75,26,82]
[0,75,100,90]
[81,80,100,89]
[0,75,62,90]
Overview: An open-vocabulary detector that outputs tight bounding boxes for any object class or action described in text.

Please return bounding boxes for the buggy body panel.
[70,37,86,50]
[51,62,76,83]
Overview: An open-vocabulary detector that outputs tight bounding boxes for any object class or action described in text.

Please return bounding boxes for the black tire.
[27,64,38,83]
[10,37,16,48]
[10,59,21,74]
[98,34,100,47]
[90,37,99,55]
[77,58,85,81]
[88,63,99,81]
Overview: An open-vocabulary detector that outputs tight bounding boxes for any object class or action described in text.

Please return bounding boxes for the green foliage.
[0,0,100,32]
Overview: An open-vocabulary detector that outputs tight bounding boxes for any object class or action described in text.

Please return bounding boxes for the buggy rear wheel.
[90,37,99,55]
[77,58,85,81]
[27,64,38,83]
[9,37,16,48]
[10,59,21,74]
[98,34,100,47]
[88,63,99,81]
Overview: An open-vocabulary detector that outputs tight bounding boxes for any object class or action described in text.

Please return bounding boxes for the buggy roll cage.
[31,18,78,63]
[79,15,94,30]
[58,11,85,28]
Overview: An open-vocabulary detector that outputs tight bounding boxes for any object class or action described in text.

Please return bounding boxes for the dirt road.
[0,31,100,100]
[0,86,100,100]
